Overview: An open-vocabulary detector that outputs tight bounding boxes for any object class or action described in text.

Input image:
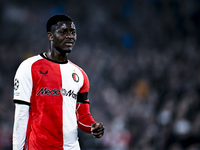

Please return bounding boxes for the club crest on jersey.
[72,73,79,82]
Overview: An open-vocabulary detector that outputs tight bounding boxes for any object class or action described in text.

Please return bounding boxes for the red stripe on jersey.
[28,59,63,150]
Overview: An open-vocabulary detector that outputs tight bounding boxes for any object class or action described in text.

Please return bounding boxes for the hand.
[91,122,105,138]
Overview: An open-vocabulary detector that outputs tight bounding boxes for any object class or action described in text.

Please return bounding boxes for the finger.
[92,130,104,136]
[93,132,104,138]
[92,126,104,133]
[91,122,102,128]
[93,133,103,138]
[92,130,104,139]
[91,123,104,132]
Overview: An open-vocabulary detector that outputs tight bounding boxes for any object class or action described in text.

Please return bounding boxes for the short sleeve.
[77,69,90,103]
[13,60,33,104]
[79,69,89,93]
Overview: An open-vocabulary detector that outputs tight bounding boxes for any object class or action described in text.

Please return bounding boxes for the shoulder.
[68,60,88,77]
[17,55,43,69]
[15,55,43,77]
[21,55,43,66]
[68,60,84,71]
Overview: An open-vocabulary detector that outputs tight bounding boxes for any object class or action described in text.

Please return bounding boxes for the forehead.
[56,21,76,30]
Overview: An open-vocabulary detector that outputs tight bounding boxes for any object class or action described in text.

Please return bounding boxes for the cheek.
[54,34,63,41]
[55,38,64,45]
[74,35,77,41]
[53,39,62,47]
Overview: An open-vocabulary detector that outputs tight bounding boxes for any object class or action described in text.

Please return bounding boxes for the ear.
[47,32,53,41]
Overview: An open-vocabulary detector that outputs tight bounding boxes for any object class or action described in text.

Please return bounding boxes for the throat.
[44,52,68,62]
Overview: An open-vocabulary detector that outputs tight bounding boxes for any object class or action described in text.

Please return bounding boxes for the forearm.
[13,103,29,150]
[76,103,95,133]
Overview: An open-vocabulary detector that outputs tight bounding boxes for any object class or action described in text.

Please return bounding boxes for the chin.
[58,49,72,55]
[62,47,73,52]
[64,49,72,53]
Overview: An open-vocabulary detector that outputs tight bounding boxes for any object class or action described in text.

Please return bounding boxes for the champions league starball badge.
[72,73,79,82]
[14,78,19,90]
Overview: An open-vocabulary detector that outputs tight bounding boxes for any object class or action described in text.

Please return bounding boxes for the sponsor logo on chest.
[37,88,77,100]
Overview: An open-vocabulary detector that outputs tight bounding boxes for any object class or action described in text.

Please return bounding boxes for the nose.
[66,31,73,38]
[66,33,70,38]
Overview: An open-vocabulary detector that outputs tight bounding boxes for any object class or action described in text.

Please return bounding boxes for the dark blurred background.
[1,0,200,150]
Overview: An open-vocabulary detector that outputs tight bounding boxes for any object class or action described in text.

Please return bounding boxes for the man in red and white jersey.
[13,14,104,150]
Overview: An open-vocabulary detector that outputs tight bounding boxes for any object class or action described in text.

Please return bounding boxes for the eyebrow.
[59,28,76,31]
[60,25,76,30]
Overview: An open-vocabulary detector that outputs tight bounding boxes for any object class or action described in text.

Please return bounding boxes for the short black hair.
[46,14,73,32]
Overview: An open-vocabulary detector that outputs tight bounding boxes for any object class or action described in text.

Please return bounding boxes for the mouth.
[64,40,74,47]
[65,42,73,46]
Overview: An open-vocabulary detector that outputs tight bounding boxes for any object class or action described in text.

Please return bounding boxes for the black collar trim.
[40,53,68,64]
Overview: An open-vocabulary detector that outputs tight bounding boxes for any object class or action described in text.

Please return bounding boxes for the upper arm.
[79,68,89,94]
[77,69,90,104]
[13,61,32,104]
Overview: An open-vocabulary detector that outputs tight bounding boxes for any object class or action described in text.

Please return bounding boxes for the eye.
[71,30,76,34]
[61,31,66,34]
[59,30,66,34]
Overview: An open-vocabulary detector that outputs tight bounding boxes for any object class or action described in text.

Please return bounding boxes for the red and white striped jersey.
[13,53,95,150]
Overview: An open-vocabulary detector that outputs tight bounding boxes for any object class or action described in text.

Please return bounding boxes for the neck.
[46,49,68,62]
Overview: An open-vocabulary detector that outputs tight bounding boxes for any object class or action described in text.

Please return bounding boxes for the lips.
[64,40,74,46]
[65,42,73,46]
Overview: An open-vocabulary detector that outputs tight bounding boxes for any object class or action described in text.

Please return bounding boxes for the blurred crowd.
[1,0,200,150]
